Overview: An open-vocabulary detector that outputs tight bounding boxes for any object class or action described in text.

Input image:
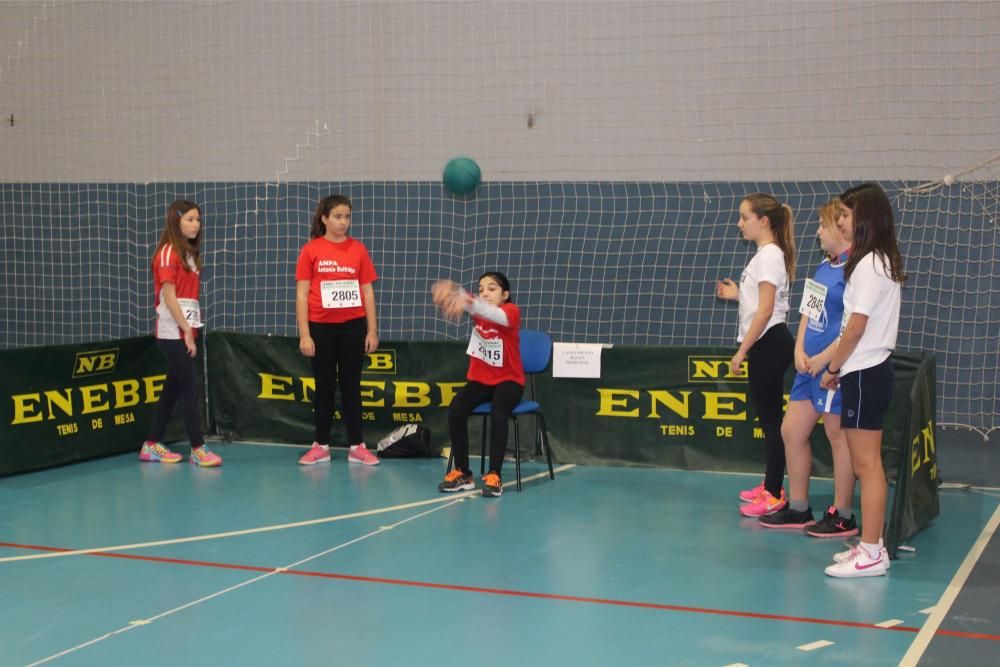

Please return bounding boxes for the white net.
[896,156,1000,435]
[1,1,998,437]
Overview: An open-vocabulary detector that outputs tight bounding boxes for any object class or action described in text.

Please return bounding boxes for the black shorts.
[840,356,894,430]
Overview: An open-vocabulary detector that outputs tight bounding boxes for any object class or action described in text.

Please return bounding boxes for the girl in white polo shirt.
[820,182,905,578]
[717,193,796,517]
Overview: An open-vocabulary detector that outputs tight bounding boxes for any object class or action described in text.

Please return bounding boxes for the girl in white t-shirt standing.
[717,193,796,517]
[821,182,905,578]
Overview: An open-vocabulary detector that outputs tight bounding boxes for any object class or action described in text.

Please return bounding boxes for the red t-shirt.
[466,302,525,386]
[152,244,201,340]
[295,236,378,323]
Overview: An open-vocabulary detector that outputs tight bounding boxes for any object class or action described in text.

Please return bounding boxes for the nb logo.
[687,356,746,383]
[364,350,396,374]
[73,348,120,378]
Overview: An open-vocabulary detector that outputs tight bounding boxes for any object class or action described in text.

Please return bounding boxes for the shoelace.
[483,473,501,487]
[444,470,466,482]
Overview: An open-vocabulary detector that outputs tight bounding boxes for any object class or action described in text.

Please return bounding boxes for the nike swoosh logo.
[855,559,884,570]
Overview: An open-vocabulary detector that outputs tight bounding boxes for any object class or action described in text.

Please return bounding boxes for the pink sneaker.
[739,481,766,503]
[138,441,182,464]
[189,445,222,467]
[299,442,331,465]
[347,443,380,466]
[739,488,786,517]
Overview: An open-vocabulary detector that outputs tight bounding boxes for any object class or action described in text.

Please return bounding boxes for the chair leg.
[480,414,488,476]
[538,412,554,480]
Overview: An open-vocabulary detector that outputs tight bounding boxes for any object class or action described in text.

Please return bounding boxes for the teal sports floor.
[1,441,998,667]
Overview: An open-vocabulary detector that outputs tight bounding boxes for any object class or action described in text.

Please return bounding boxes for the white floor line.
[22,497,470,667]
[0,464,575,564]
[797,640,834,651]
[898,502,1000,666]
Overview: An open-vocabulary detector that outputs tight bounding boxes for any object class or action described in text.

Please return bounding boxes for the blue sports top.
[803,254,847,356]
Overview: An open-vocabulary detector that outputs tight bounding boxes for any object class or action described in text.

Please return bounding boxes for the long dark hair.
[310,194,353,239]
[153,199,202,270]
[478,271,513,303]
[840,183,906,283]
[743,193,796,280]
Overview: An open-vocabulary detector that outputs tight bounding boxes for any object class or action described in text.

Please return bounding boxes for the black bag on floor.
[375,424,438,458]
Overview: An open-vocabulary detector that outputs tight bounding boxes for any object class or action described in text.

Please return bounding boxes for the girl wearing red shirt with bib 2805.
[296,195,381,466]
[139,200,221,467]
[432,272,524,497]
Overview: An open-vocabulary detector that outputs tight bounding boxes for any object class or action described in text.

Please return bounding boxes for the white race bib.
[321,279,362,309]
[466,330,504,367]
[177,298,203,328]
[840,308,851,335]
[798,278,828,323]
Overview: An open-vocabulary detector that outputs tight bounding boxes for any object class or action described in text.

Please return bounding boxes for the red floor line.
[2,541,998,641]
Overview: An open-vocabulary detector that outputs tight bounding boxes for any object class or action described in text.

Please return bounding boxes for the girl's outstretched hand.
[431,280,467,321]
[431,279,459,306]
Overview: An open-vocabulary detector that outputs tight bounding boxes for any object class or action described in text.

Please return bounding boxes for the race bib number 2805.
[321,279,362,309]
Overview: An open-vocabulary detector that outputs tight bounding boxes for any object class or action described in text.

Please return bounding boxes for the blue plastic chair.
[448,329,556,492]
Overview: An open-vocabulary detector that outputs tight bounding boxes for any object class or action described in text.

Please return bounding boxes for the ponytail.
[743,193,795,281]
[779,203,796,280]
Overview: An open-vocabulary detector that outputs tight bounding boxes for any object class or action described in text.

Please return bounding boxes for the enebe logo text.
[594,355,761,440]
[10,376,166,425]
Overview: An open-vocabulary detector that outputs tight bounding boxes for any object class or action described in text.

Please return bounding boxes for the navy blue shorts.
[839,356,894,430]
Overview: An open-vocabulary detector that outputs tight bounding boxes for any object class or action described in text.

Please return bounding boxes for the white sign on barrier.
[552,342,607,378]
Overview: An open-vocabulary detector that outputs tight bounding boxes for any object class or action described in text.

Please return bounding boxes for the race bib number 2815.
[466,331,504,367]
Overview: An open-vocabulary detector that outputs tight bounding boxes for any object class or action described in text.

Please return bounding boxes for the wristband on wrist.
[827,366,840,375]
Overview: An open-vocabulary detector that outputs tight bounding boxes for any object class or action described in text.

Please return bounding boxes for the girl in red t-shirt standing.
[139,200,221,467]
[432,272,524,497]
[296,195,380,466]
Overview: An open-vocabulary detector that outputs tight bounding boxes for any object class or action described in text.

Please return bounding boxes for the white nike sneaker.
[826,545,888,578]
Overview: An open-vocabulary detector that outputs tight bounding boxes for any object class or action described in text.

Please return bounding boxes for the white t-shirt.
[841,251,901,375]
[737,244,790,343]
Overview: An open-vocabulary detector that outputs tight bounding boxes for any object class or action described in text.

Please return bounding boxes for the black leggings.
[147,339,204,448]
[448,380,523,476]
[310,318,367,446]
[747,323,794,498]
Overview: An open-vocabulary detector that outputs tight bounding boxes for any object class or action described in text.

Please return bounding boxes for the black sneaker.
[805,506,859,538]
[481,472,503,497]
[438,470,475,492]
[759,505,815,529]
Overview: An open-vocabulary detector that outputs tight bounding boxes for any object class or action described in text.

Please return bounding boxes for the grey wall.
[2,0,997,183]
